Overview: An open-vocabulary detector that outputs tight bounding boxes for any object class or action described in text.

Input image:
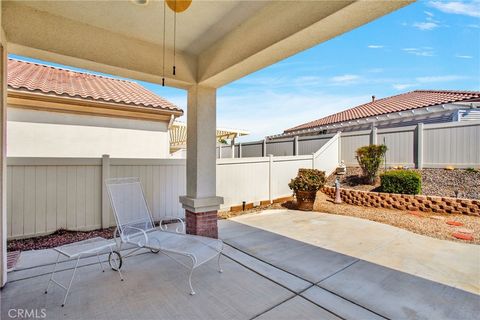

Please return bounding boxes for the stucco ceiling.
[2,0,413,88]
[10,0,269,56]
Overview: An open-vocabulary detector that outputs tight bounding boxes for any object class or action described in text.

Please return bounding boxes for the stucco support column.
[180,85,223,238]
[0,39,7,287]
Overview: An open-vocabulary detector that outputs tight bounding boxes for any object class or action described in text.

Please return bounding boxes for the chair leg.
[188,267,195,295]
[62,256,81,307]
[188,256,196,295]
[45,252,61,294]
[96,252,105,273]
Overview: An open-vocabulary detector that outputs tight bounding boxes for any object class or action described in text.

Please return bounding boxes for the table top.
[54,237,116,258]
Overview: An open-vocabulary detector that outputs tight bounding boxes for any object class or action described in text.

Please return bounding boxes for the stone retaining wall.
[322,186,479,216]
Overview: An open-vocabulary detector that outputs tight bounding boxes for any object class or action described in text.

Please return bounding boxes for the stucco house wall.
[7,108,170,158]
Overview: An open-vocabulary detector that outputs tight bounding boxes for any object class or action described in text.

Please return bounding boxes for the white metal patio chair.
[105,177,224,295]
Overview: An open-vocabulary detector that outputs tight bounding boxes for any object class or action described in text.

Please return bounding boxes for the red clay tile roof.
[285,90,480,133]
[7,58,183,114]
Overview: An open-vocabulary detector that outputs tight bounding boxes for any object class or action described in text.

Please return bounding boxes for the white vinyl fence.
[226,133,336,158]
[7,133,340,239]
[340,121,480,168]
[7,158,186,239]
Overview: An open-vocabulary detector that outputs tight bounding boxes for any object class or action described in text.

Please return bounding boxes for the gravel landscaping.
[326,167,480,199]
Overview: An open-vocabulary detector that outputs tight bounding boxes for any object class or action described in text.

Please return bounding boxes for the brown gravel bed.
[326,167,480,199]
[7,227,116,252]
[315,192,479,244]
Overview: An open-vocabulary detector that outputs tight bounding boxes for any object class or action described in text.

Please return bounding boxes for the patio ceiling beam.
[197,0,412,88]
[2,3,197,89]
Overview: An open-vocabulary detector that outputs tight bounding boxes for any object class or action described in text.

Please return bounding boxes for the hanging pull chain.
[162,0,166,86]
[173,0,177,76]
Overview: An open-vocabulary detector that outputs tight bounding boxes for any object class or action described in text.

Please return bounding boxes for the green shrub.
[380,170,422,195]
[466,167,478,173]
[288,169,326,193]
[355,144,388,184]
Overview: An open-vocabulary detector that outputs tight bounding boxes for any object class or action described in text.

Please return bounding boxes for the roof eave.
[7,89,183,121]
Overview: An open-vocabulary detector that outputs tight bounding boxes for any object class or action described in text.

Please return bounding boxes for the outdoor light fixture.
[161,0,192,86]
[166,0,192,13]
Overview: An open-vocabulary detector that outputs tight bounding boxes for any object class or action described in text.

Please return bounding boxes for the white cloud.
[413,21,439,30]
[367,45,384,49]
[393,83,415,90]
[467,24,480,28]
[292,76,323,87]
[367,68,384,73]
[424,11,435,17]
[402,47,435,57]
[429,1,480,18]
[416,75,466,83]
[455,54,473,59]
[330,74,360,83]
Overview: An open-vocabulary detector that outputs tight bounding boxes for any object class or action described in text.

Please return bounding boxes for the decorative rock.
[408,211,423,217]
[446,220,463,226]
[452,232,474,241]
[456,228,474,235]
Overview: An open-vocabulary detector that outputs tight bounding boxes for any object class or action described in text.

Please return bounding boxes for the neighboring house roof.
[7,58,183,114]
[285,90,480,133]
[169,121,249,150]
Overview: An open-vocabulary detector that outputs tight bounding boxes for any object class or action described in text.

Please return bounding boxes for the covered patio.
[2,212,478,319]
[0,0,412,287]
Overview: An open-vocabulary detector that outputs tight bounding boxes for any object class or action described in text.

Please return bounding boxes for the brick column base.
[185,210,218,238]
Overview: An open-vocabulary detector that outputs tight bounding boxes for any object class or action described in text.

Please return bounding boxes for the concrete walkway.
[220,210,480,319]
[225,209,480,294]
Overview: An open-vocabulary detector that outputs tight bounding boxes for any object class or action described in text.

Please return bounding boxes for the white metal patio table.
[45,237,123,307]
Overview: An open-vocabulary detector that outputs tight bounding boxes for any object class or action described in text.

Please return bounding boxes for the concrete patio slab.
[222,244,311,293]
[4,211,479,319]
[301,286,385,320]
[319,260,480,320]
[226,209,480,294]
[220,215,480,320]
[15,249,60,270]
[255,296,340,320]
[219,220,358,283]
[2,249,294,320]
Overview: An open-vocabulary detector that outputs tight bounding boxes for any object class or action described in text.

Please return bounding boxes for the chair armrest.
[159,217,185,233]
[123,226,149,247]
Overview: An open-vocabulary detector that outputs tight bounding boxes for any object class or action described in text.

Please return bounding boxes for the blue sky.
[11,1,480,141]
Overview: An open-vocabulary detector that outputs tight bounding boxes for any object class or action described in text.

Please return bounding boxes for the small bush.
[289,169,326,193]
[380,170,422,195]
[356,144,388,184]
[466,168,478,173]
